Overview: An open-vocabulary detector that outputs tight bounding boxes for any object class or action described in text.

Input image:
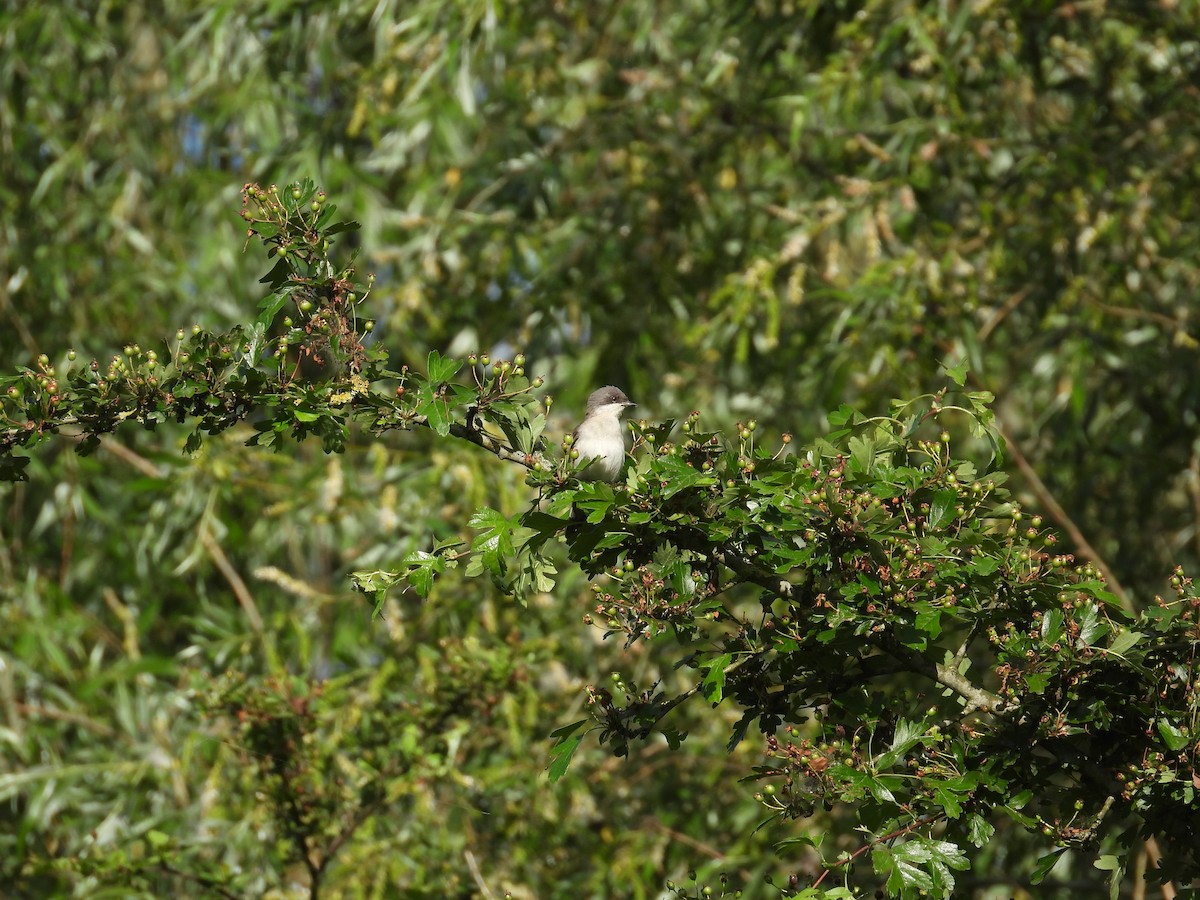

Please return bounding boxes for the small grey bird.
[571,385,635,482]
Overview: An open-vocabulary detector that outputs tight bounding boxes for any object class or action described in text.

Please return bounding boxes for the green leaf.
[875,843,933,895]
[258,257,291,290]
[1040,608,1064,643]
[701,653,733,704]
[547,720,588,782]
[966,813,994,848]
[490,404,545,455]
[427,349,463,383]
[417,395,452,436]
[848,434,876,474]
[827,404,859,427]
[323,219,361,236]
[255,286,295,329]
[933,785,963,818]
[654,454,718,498]
[1031,848,1068,884]
[1105,628,1144,658]
[661,728,687,750]
[970,555,999,576]
[403,549,446,598]
[876,718,922,769]
[926,489,956,531]
[864,774,898,804]
[1156,719,1191,751]
[469,507,514,581]
[1025,672,1051,694]
[914,604,943,640]
[351,569,406,617]
[1076,604,1110,647]
[0,454,31,482]
[1075,579,1125,610]
[1094,854,1124,900]
[943,359,968,386]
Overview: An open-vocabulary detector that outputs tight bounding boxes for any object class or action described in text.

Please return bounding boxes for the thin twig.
[644,818,727,861]
[1084,298,1191,333]
[978,287,1032,344]
[464,849,496,900]
[200,529,264,633]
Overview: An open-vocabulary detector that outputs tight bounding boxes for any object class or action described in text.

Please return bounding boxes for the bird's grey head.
[585,386,635,416]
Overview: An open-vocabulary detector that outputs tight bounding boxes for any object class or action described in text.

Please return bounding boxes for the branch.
[884,640,1006,716]
[710,546,805,604]
[445,418,534,469]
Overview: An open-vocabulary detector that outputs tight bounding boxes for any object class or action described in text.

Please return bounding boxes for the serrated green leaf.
[876,718,922,769]
[943,359,969,386]
[701,653,733,704]
[971,555,999,575]
[547,721,588,782]
[470,507,514,579]
[875,843,934,894]
[427,349,463,383]
[1026,671,1051,694]
[914,605,943,639]
[848,434,876,474]
[417,396,452,436]
[966,812,994,847]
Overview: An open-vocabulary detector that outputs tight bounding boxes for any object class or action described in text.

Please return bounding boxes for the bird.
[571,385,635,482]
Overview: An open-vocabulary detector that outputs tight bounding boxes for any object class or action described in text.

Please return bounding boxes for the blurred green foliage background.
[1,1,1197,896]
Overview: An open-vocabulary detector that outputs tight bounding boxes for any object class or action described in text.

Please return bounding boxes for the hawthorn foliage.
[2,185,1197,898]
